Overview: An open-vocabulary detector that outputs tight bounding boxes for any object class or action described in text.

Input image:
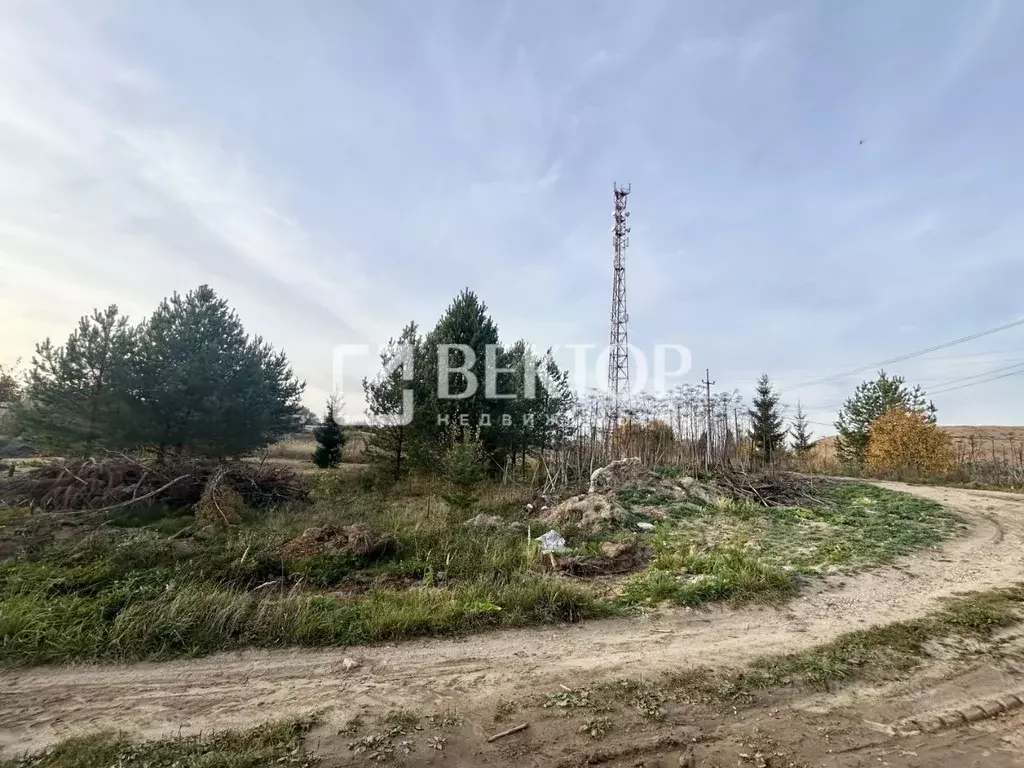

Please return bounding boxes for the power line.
[798,360,1024,415]
[929,365,1024,396]
[781,317,1024,393]
[925,361,1024,389]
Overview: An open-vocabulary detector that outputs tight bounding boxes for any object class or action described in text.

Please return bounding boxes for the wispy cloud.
[1,0,1021,425]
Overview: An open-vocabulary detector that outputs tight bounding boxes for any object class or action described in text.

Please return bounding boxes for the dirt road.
[2,482,1023,757]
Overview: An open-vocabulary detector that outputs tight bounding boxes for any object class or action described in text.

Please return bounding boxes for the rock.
[636,522,655,532]
[681,476,696,488]
[342,657,360,671]
[525,503,534,512]
[463,514,504,528]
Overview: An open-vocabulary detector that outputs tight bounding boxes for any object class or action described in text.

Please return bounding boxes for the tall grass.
[0,577,607,665]
[0,478,610,665]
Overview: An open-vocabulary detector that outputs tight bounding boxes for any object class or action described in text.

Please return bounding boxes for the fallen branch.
[487,723,528,743]
[88,475,190,515]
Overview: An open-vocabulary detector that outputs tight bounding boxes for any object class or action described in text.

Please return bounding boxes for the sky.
[1,0,1022,432]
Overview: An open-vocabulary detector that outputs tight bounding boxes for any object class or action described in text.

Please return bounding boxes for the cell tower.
[607,183,631,432]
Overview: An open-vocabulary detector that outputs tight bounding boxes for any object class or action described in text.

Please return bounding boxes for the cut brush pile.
[0,456,308,512]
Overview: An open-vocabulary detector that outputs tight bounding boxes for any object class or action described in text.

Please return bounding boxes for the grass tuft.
[0,718,318,768]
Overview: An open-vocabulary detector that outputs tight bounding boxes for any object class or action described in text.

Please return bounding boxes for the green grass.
[0,476,613,664]
[618,547,796,607]
[727,584,1024,693]
[0,718,318,768]
[615,482,961,609]
[0,476,966,665]
[0,574,606,665]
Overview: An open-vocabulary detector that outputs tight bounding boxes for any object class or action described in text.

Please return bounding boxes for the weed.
[631,689,667,720]
[597,679,670,720]
[543,688,592,710]
[427,735,448,750]
[428,709,463,729]
[383,709,420,729]
[348,732,395,762]
[579,716,612,739]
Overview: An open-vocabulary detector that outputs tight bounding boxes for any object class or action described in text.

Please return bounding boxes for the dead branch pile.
[715,470,832,508]
[0,457,308,512]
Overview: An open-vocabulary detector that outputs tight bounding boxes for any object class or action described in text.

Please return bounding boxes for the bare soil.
[2,482,1024,766]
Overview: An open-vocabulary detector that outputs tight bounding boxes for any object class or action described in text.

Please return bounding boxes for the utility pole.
[702,368,715,469]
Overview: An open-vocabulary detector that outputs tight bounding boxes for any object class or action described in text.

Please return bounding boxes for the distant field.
[264,430,369,464]
[810,425,1024,467]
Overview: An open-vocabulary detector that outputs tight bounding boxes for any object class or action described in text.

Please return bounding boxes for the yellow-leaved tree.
[865,409,956,474]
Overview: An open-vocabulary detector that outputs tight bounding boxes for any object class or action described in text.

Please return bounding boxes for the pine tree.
[835,370,935,465]
[363,322,420,478]
[0,361,19,405]
[748,374,787,462]
[17,306,135,454]
[312,397,345,468]
[790,401,813,453]
[417,289,504,466]
[130,285,304,457]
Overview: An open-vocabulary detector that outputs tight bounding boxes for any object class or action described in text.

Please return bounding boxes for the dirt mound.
[541,494,630,533]
[550,538,652,576]
[0,457,308,512]
[279,523,393,560]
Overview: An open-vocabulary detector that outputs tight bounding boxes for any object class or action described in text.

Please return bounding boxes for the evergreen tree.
[312,397,345,468]
[748,374,787,462]
[129,285,304,457]
[17,306,135,454]
[0,360,19,404]
[790,401,813,453]
[835,370,935,465]
[363,322,420,478]
[366,289,573,476]
[417,289,503,465]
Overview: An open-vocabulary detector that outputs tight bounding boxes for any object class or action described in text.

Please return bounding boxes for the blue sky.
[1,0,1022,430]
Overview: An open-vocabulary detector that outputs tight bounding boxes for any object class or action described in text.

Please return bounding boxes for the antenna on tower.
[607,182,631,439]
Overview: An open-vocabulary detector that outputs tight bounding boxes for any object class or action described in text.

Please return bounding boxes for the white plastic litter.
[636,522,655,532]
[535,529,567,553]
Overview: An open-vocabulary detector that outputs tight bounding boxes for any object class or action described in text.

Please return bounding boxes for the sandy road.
[1,482,1023,755]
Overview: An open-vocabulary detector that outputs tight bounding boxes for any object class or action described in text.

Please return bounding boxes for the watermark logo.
[333,342,692,423]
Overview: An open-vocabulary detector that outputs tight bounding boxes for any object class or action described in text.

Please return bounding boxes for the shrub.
[866,409,956,474]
